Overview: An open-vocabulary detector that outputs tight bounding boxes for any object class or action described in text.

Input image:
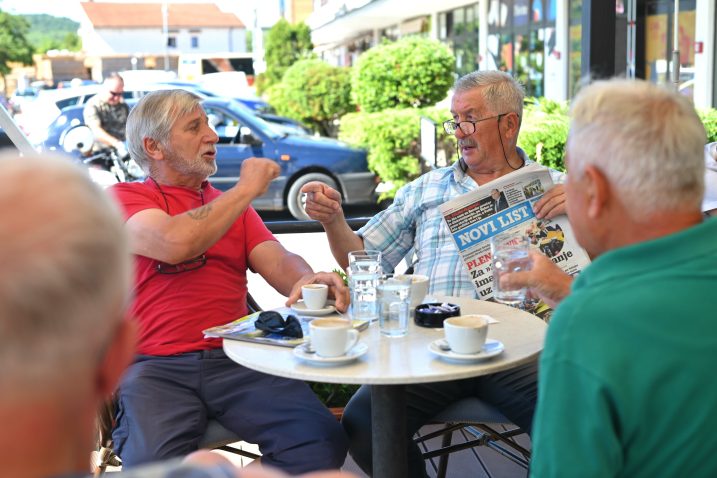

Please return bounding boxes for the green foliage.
[268,59,354,137]
[332,269,348,286]
[309,382,359,408]
[351,36,455,113]
[260,19,314,95]
[339,106,456,198]
[0,11,33,76]
[698,108,717,144]
[519,98,570,172]
[22,14,80,53]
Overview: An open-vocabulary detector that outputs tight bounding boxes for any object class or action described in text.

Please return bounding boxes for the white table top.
[223,295,547,385]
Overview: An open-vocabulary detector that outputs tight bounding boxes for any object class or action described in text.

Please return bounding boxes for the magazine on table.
[203,308,369,348]
[439,163,590,320]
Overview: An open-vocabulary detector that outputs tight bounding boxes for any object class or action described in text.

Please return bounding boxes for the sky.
[0,0,258,25]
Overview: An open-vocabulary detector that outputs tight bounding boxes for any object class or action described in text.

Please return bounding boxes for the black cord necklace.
[149,177,204,214]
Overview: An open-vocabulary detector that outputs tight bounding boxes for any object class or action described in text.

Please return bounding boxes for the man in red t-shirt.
[109,89,349,473]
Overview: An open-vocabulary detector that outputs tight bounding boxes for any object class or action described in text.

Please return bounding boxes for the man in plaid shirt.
[302,70,566,477]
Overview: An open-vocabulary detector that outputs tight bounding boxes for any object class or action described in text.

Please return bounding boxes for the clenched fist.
[237,157,280,198]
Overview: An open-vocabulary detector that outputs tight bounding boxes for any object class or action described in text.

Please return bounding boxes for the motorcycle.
[60,125,145,188]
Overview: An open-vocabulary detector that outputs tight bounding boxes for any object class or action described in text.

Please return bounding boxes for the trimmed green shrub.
[351,37,455,113]
[519,98,570,172]
[340,106,456,198]
[267,59,354,137]
[259,19,314,95]
[698,108,717,144]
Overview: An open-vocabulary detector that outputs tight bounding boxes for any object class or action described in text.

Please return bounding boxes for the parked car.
[41,98,376,220]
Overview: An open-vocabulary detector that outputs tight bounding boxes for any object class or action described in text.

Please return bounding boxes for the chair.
[415,398,530,478]
[93,294,265,475]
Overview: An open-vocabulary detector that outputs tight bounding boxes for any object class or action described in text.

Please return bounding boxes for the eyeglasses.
[156,254,207,274]
[443,113,507,135]
[109,91,123,97]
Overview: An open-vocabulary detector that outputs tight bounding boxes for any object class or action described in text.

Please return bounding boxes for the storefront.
[308,0,716,107]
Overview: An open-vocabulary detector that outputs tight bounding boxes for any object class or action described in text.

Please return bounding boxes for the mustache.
[458,139,477,148]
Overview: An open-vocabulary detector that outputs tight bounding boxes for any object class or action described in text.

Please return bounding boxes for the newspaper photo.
[439,163,590,318]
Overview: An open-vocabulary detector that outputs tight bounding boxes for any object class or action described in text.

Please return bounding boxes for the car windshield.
[213,99,283,140]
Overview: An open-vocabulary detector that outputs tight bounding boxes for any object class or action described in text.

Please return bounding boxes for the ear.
[143,137,164,162]
[582,165,610,219]
[502,112,521,142]
[96,319,137,398]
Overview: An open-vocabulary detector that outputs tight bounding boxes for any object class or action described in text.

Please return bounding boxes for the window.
[167,36,177,48]
[191,36,199,48]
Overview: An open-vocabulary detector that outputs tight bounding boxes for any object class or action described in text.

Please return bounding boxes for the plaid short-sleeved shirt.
[359,152,564,298]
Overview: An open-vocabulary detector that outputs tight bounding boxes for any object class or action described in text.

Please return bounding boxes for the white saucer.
[293,342,368,366]
[291,301,336,316]
[428,339,504,363]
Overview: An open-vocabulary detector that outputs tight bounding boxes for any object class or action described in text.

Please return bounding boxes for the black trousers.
[341,360,538,477]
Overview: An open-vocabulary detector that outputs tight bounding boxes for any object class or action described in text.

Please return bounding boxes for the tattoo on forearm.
[187,204,212,220]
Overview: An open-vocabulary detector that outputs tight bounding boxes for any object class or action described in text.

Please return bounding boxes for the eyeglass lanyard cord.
[149,177,205,214]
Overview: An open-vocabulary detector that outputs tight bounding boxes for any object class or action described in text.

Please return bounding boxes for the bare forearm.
[263,252,314,297]
[129,184,258,263]
[323,216,364,270]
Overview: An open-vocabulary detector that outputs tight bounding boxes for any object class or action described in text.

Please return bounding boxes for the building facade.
[78,2,246,79]
[307,0,716,108]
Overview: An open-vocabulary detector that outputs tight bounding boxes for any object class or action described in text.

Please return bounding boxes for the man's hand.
[301,181,343,225]
[499,250,573,309]
[533,184,566,219]
[286,271,349,312]
[237,157,281,199]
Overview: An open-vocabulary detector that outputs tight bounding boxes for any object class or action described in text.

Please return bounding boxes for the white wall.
[82,27,247,56]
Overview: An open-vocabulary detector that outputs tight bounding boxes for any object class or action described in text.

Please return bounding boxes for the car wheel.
[287,172,338,221]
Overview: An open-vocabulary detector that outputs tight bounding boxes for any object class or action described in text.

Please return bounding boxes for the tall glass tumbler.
[490,231,532,306]
[377,274,411,337]
[348,250,382,323]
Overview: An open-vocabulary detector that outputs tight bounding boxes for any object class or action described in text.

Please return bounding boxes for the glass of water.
[377,274,411,337]
[348,250,382,322]
[490,231,532,306]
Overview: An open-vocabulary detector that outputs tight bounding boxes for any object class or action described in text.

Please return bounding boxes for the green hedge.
[351,37,455,113]
[518,98,570,172]
[339,106,456,198]
[267,59,354,137]
[698,108,717,144]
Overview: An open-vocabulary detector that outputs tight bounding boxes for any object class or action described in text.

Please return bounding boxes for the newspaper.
[439,163,590,318]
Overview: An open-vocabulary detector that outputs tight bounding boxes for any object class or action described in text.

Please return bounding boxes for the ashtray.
[414,302,461,328]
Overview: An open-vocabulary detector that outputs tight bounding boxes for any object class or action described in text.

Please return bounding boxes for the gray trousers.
[113,348,348,473]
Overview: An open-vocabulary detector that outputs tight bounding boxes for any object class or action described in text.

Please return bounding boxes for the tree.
[268,59,354,137]
[0,11,34,95]
[351,36,455,113]
[257,18,313,94]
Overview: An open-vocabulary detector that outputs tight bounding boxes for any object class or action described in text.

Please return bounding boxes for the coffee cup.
[309,318,359,357]
[395,273,429,307]
[443,315,490,354]
[302,283,328,310]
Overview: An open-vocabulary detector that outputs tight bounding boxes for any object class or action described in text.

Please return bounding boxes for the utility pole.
[162,1,169,71]
[671,0,681,90]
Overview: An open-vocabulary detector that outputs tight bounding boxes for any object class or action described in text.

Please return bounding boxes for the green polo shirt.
[531,218,717,478]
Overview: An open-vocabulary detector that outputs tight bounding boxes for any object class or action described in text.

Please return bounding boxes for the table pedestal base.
[371,385,407,478]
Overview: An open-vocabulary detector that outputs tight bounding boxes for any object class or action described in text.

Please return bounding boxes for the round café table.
[223,295,547,478]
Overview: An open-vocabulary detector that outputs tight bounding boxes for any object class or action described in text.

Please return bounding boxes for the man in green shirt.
[513,79,717,477]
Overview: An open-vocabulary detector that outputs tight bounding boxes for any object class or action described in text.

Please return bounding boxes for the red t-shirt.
[110,180,276,355]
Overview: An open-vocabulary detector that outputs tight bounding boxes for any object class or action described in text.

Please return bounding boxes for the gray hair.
[126,89,203,175]
[454,70,525,120]
[0,154,130,391]
[567,79,706,216]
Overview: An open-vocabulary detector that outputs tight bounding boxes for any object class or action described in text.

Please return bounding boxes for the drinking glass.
[490,231,532,306]
[377,274,411,337]
[348,250,382,322]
